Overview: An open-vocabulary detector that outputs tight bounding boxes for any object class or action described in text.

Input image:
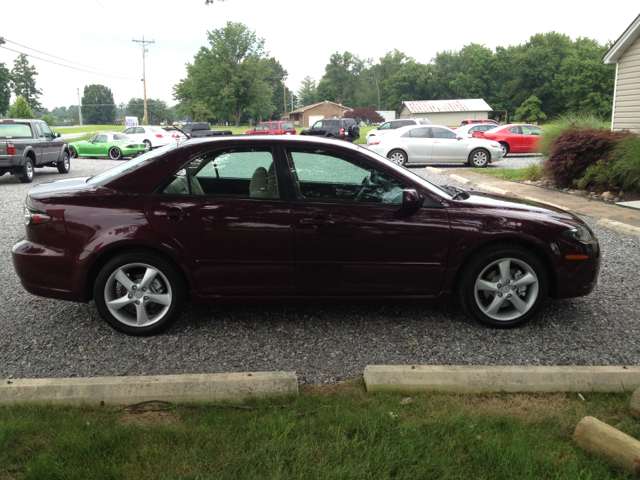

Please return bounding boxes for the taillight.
[369,141,380,146]
[340,129,345,134]
[155,134,163,138]
[125,144,135,148]
[23,205,52,226]
[7,142,16,155]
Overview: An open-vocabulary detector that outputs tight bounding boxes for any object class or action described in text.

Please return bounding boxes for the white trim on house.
[612,62,619,130]
[604,13,640,64]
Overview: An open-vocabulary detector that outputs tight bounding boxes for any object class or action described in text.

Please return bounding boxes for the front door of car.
[520,125,543,152]
[84,135,103,155]
[401,127,432,162]
[307,121,328,136]
[145,146,295,296]
[430,127,468,162]
[285,147,450,296]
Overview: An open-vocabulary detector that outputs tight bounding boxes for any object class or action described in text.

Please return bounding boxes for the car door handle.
[154,208,190,219]
[300,217,334,227]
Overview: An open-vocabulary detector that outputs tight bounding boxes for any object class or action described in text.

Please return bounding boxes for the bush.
[611,133,640,192]
[575,159,616,191]
[344,108,383,126]
[536,113,609,157]
[524,162,543,181]
[542,127,631,188]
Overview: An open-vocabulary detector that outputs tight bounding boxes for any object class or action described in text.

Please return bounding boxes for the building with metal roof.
[398,99,494,126]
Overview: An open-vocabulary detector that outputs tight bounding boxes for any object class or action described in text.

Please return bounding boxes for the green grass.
[51,125,123,135]
[0,381,636,479]
[470,163,543,182]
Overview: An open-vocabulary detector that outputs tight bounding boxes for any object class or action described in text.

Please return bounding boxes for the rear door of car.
[145,145,295,295]
[402,127,432,162]
[284,146,450,296]
[430,127,467,162]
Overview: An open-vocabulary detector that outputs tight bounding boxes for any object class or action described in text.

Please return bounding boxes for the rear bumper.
[12,240,91,302]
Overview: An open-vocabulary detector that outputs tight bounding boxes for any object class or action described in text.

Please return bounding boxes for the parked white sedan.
[120,126,174,150]
[367,125,503,167]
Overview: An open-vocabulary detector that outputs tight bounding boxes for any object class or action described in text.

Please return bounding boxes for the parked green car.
[69,133,148,160]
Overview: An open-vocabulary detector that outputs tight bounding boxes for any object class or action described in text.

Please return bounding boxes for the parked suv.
[300,118,360,142]
[0,119,70,183]
[366,118,431,144]
[460,119,500,127]
[245,121,296,135]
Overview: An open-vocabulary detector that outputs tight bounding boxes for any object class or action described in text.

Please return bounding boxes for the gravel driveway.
[1,156,639,386]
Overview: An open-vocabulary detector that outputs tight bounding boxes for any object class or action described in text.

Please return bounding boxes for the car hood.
[457,190,583,227]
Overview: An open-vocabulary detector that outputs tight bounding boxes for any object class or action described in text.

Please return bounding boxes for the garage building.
[398,99,494,126]
[284,101,352,127]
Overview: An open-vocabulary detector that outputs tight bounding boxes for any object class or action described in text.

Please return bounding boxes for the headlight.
[562,225,594,242]
[23,205,52,226]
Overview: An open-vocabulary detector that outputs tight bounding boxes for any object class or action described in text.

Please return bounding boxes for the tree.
[0,38,10,116]
[81,84,116,124]
[515,95,547,123]
[174,22,274,126]
[10,54,42,111]
[297,76,317,107]
[344,107,384,126]
[317,52,364,107]
[9,96,34,119]
[127,98,170,124]
[41,113,57,126]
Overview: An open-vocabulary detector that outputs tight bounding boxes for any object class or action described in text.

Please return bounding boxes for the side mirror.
[53,132,61,138]
[402,188,424,209]
[376,126,381,130]
[456,135,464,140]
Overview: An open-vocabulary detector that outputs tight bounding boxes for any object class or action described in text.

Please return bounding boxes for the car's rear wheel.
[69,146,78,158]
[18,158,34,183]
[387,149,407,166]
[500,142,509,157]
[457,243,548,328]
[468,148,489,168]
[109,147,123,160]
[143,140,152,150]
[93,251,186,336]
[57,152,70,173]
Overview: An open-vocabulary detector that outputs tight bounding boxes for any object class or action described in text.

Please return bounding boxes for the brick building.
[283,101,352,127]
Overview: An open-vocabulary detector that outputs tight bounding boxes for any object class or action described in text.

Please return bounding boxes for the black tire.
[143,140,152,150]
[57,152,70,174]
[457,243,548,328]
[18,158,35,183]
[69,146,78,158]
[109,147,123,160]
[387,149,408,166]
[93,250,187,336]
[500,142,509,158]
[468,148,489,168]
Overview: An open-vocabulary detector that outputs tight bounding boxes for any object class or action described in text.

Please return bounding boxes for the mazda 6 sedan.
[12,136,600,336]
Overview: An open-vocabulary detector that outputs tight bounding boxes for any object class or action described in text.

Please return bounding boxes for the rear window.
[419,120,432,125]
[280,122,294,129]
[0,123,33,138]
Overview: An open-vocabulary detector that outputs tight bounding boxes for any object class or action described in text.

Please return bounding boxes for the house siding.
[613,35,640,132]
[284,102,351,127]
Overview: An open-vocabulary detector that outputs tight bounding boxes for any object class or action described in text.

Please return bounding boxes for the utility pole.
[283,82,287,120]
[77,88,83,126]
[132,36,155,124]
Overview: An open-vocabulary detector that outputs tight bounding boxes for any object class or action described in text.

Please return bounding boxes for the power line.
[2,38,132,76]
[0,45,138,80]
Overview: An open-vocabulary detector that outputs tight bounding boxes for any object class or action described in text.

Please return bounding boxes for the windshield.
[356,145,452,198]
[87,143,179,185]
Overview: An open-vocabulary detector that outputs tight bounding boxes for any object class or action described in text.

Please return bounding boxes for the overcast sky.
[1,0,638,111]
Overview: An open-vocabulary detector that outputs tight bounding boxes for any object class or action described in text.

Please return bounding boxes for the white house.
[604,13,640,133]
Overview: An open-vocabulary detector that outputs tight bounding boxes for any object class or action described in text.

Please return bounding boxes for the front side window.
[161,148,278,199]
[312,121,323,129]
[122,128,134,134]
[135,127,145,134]
[508,126,523,135]
[286,148,406,205]
[432,127,456,139]
[41,123,53,138]
[524,126,544,135]
[254,123,263,131]
[379,122,391,130]
[96,135,108,143]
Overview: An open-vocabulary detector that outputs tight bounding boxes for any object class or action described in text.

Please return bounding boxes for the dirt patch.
[300,378,365,397]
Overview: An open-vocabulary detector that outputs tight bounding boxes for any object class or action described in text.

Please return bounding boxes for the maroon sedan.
[473,124,545,157]
[12,136,600,336]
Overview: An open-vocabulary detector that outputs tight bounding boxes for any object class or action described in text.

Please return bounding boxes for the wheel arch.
[387,148,408,159]
[84,244,193,302]
[452,237,557,299]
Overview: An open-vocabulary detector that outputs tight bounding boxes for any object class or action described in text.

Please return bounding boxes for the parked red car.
[12,136,600,336]
[245,121,296,135]
[460,119,501,127]
[473,124,544,157]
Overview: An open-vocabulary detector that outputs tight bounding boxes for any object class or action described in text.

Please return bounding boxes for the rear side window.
[402,127,430,138]
[432,127,457,139]
[0,123,33,138]
[419,120,432,125]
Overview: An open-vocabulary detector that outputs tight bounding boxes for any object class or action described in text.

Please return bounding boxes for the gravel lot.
[1,155,639,387]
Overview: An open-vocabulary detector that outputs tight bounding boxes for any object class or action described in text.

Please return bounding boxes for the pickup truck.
[180,122,233,138]
[0,118,71,183]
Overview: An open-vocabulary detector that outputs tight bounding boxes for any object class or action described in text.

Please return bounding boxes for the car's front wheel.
[57,152,70,173]
[109,147,123,160]
[69,146,78,158]
[468,148,489,168]
[457,243,548,328]
[387,149,407,166]
[93,251,186,336]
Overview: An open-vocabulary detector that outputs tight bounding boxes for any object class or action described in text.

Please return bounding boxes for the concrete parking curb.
[476,184,513,196]
[598,218,640,239]
[363,365,640,393]
[0,372,299,405]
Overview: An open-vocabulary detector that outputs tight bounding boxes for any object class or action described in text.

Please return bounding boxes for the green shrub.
[575,159,616,190]
[611,133,640,192]
[523,162,543,181]
[537,113,609,157]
